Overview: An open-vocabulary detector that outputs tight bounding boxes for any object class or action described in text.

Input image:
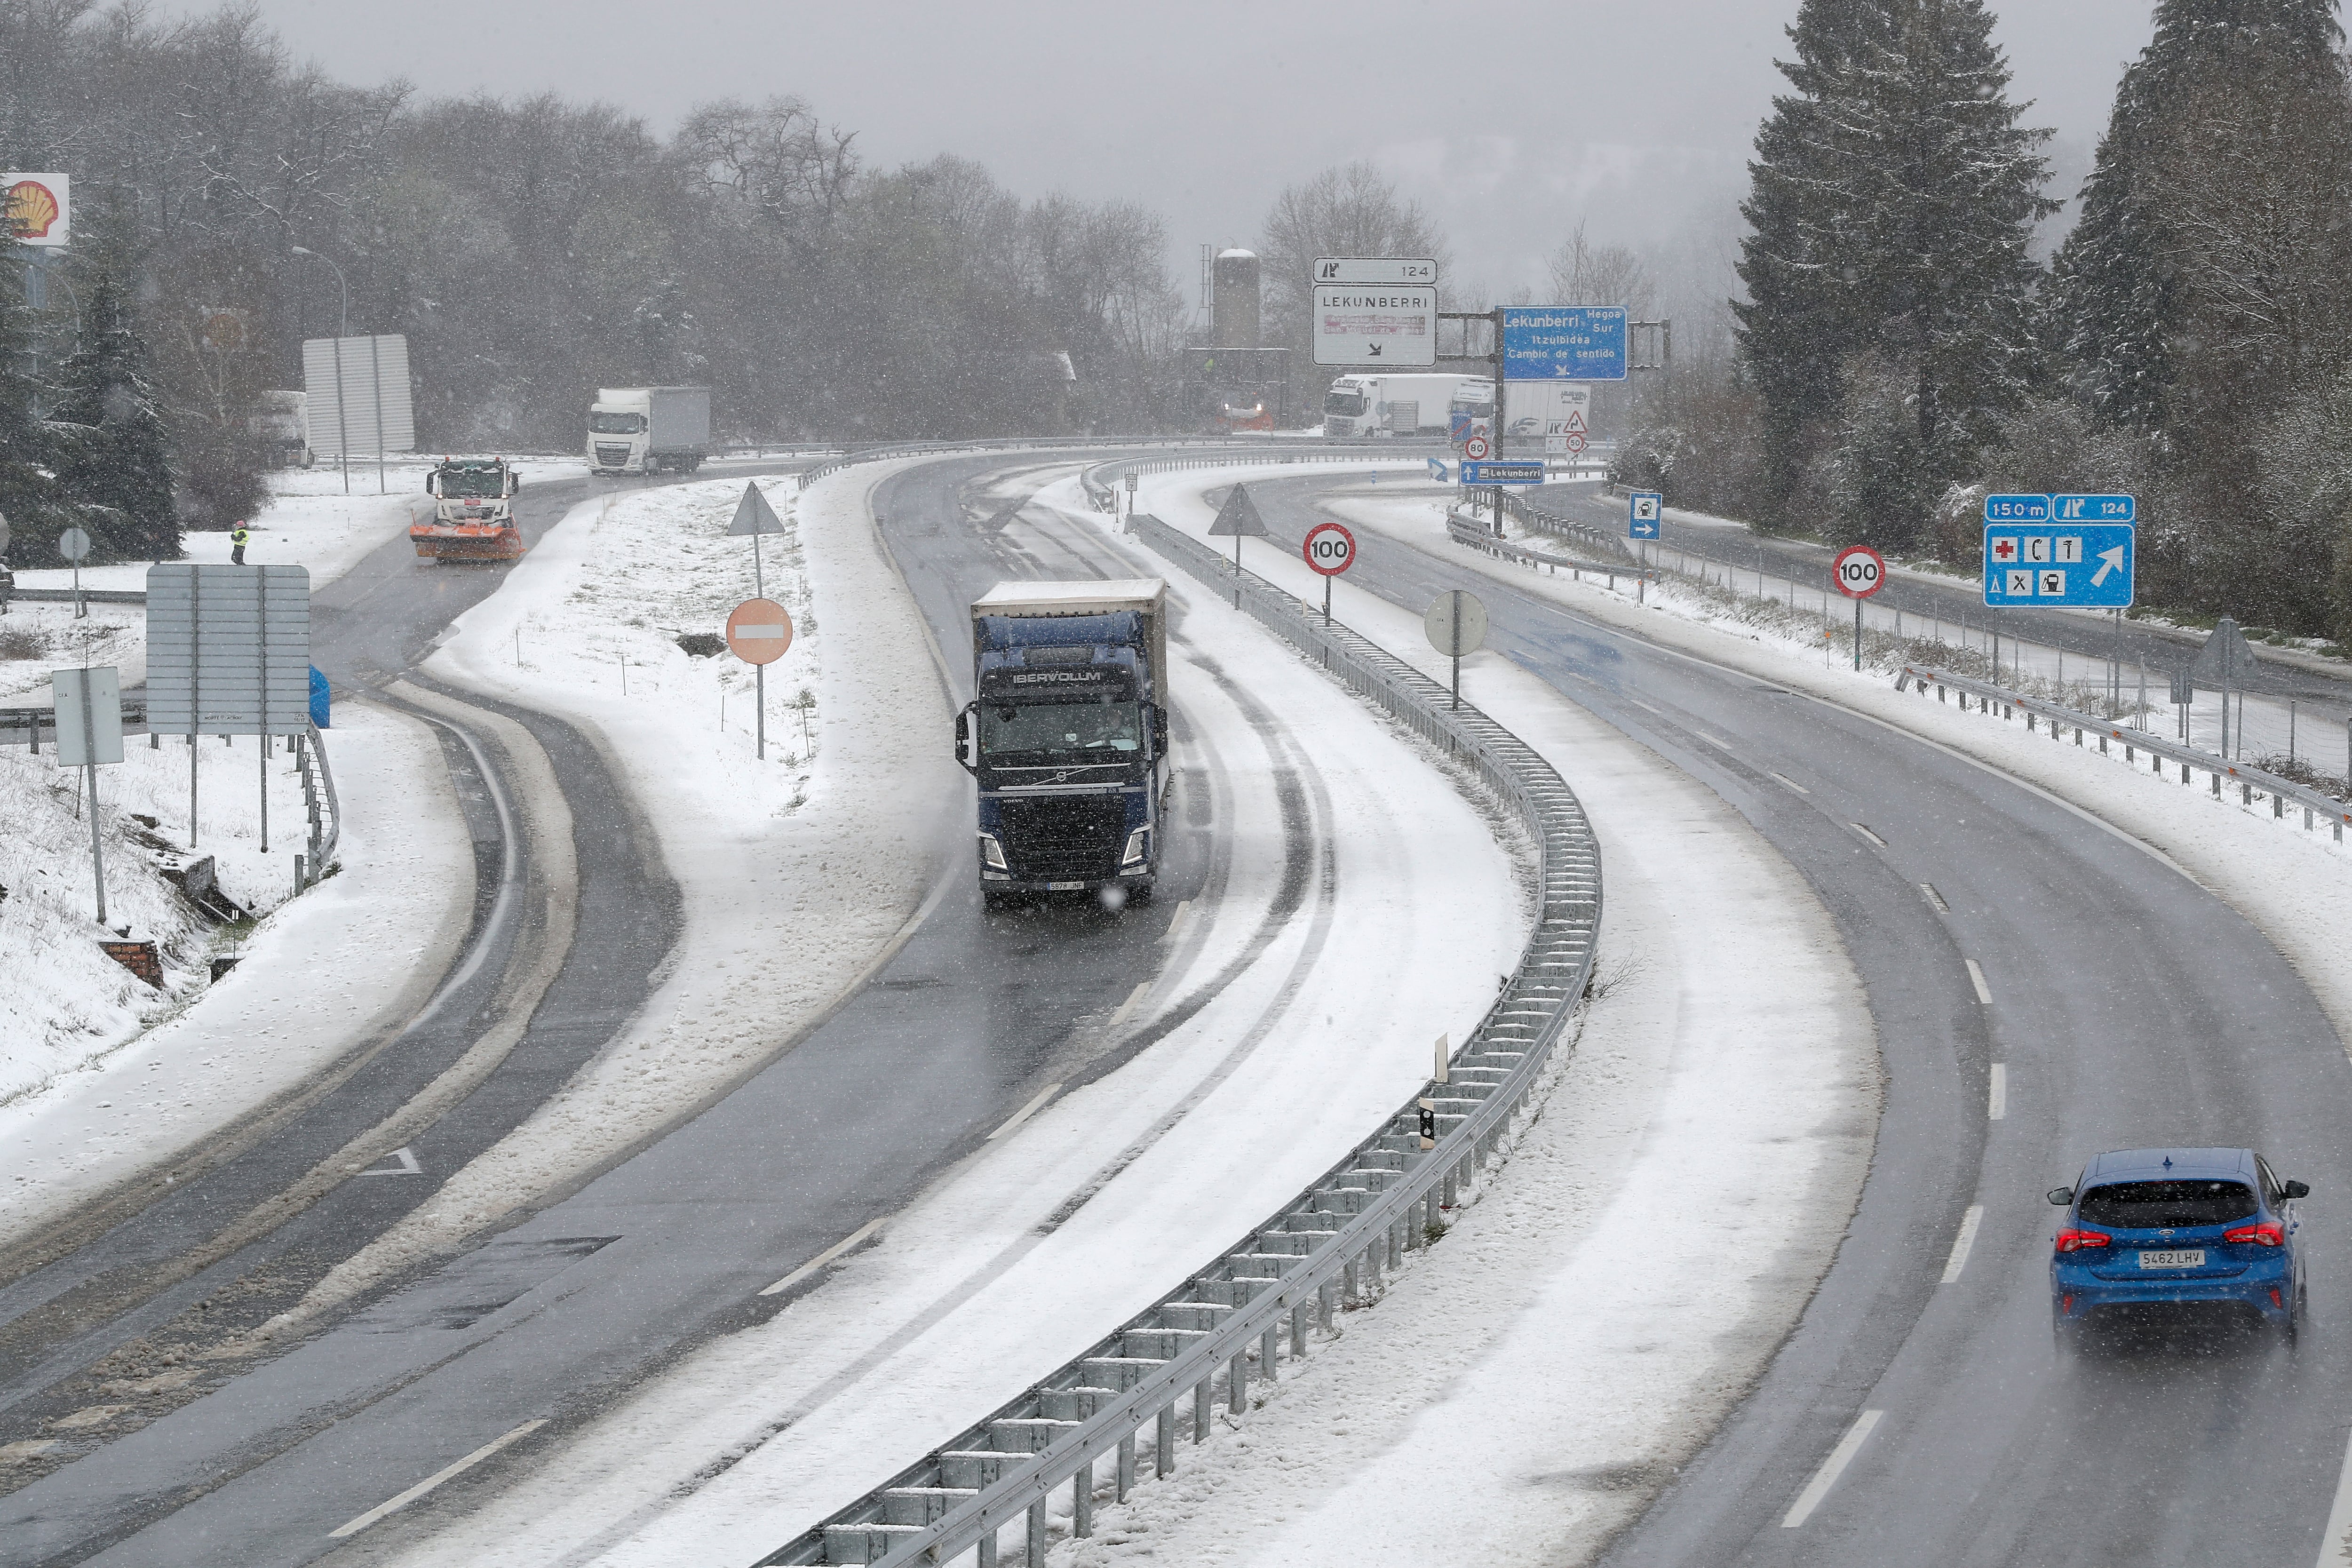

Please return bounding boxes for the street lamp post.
[290,246,351,493]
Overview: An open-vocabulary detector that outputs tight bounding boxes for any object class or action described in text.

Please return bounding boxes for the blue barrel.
[310,665,331,729]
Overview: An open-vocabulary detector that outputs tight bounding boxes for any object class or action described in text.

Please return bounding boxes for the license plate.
[2137,1249,2206,1269]
[1047,881,1086,891]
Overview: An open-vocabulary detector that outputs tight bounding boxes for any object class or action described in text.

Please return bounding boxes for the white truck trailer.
[588,386,712,476]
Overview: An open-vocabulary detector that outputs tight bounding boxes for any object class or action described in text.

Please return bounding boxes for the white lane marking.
[2311,1415,2352,1568]
[1105,979,1153,1034]
[987,1082,1064,1141]
[1988,1063,2007,1121]
[760,1216,888,1297]
[352,1146,422,1177]
[1629,698,1663,715]
[1782,1409,1883,1528]
[1768,771,1811,796]
[1848,822,1886,847]
[1941,1206,1985,1283]
[1159,899,1195,947]
[1919,882,1949,912]
[1697,731,1732,750]
[1966,959,1993,1005]
[328,1419,548,1538]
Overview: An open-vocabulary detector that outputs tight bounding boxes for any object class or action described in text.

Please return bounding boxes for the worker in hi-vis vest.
[230,523,250,565]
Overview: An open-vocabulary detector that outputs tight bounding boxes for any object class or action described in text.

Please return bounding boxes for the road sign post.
[726,596,795,761]
[57,526,89,619]
[52,665,122,923]
[1833,544,1886,671]
[1303,520,1356,623]
[1207,484,1270,605]
[1424,589,1487,710]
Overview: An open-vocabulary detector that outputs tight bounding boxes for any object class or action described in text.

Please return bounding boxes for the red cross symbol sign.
[1993,538,2017,562]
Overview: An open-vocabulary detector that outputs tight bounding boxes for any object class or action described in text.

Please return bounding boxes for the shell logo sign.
[4,174,71,248]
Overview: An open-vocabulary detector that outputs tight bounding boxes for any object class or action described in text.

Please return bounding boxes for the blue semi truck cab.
[956,580,1170,908]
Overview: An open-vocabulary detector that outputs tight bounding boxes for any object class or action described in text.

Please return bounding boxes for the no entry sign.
[726,597,795,664]
[1303,521,1357,577]
[1833,545,1886,599]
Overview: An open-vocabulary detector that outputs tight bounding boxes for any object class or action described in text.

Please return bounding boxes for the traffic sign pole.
[1832,544,1888,671]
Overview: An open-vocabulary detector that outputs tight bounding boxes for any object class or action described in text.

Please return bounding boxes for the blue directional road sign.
[1501,306,1627,382]
[1428,457,1451,482]
[2052,493,2135,522]
[1983,522,2135,608]
[1984,493,2052,522]
[1629,491,1662,539]
[1461,461,1546,486]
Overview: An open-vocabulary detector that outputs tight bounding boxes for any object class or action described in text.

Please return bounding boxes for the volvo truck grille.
[1000,794,1127,880]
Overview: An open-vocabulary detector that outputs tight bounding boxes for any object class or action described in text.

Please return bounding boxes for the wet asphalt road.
[1243,471,2352,1568]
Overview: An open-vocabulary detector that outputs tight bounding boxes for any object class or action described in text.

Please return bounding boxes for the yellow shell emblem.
[8,180,60,240]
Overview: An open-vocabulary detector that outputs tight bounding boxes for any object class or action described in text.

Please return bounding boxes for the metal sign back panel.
[52,667,123,767]
[302,334,416,456]
[145,565,313,733]
[1981,523,2135,608]
[1311,285,1437,366]
[1501,306,1627,381]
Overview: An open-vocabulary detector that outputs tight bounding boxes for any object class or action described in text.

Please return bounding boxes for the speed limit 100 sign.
[1834,544,1887,598]
[1303,521,1357,576]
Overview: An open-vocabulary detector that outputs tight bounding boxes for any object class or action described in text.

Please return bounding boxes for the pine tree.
[45,271,179,563]
[1736,0,2053,546]
[0,262,68,554]
[2047,0,2344,433]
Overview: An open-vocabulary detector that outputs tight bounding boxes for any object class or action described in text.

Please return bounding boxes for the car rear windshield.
[2078,1180,2257,1228]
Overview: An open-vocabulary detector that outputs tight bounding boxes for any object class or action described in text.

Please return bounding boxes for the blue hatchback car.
[2049,1147,2308,1341]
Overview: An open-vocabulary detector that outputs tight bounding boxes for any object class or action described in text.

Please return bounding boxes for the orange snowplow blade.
[411,523,525,561]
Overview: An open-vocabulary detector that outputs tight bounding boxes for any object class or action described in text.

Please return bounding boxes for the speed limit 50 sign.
[1833,544,1886,599]
[1303,521,1357,577]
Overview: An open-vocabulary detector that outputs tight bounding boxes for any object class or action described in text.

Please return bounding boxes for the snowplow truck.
[413,458,525,561]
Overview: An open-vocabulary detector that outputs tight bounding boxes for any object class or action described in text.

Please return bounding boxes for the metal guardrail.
[1445,511,1657,590]
[1489,489,1638,562]
[5,587,148,605]
[799,433,1451,494]
[763,493,1602,1568]
[1899,662,2352,841]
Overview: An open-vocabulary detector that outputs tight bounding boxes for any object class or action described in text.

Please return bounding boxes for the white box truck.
[588,386,712,476]
[1323,374,1492,437]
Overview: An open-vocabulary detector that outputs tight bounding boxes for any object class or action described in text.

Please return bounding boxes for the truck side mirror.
[424,475,435,495]
[1150,705,1169,750]
[954,705,976,774]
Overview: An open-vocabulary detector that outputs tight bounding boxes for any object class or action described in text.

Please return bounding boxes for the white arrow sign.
[2091,546,2125,587]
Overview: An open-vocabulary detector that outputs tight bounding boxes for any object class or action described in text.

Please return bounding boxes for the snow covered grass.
[0,701,471,1245]
[369,467,1529,1568]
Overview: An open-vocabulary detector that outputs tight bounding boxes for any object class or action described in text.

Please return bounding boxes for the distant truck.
[1215,392,1274,433]
[956,581,1170,908]
[413,456,525,561]
[249,390,311,468]
[1323,374,1492,438]
[588,386,711,476]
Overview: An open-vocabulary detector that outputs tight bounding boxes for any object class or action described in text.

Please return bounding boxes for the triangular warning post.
[1207,484,1269,538]
[2187,616,2260,688]
[727,482,786,536]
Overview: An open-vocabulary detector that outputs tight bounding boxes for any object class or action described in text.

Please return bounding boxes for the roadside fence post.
[1073,1460,1093,1538]
[1159,1405,1176,1474]
[1193,1380,1210,1442]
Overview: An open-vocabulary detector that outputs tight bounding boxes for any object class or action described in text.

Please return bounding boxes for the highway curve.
[0,449,1355,1566]
[1237,470,2352,1568]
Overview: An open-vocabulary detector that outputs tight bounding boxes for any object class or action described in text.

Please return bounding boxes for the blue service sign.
[1502,306,1627,382]
[1461,461,1547,486]
[1629,491,1662,539]
[1984,493,2051,522]
[2052,493,2135,521]
[1982,522,2135,608]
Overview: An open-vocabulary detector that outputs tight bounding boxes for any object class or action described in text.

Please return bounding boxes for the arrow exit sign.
[1982,522,2135,608]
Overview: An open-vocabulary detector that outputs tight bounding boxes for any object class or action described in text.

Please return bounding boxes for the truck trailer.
[956,581,1170,908]
[588,386,712,476]
[1322,374,1492,438]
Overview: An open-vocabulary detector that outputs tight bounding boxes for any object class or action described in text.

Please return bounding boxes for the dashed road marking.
[1769,771,1810,796]
[760,1216,888,1297]
[987,1082,1064,1141]
[1966,959,1993,1005]
[1919,882,1949,912]
[1848,822,1886,848]
[328,1419,547,1538]
[1782,1409,1883,1527]
[1629,698,1662,715]
[1941,1205,1985,1283]
[1697,730,1732,750]
[353,1146,423,1177]
[1989,1063,2007,1121]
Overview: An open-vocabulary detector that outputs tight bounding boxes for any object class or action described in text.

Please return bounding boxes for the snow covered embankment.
[288,465,962,1305]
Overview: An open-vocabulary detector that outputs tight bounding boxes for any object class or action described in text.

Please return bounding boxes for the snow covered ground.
[0,700,471,1247]
[368,465,1529,1568]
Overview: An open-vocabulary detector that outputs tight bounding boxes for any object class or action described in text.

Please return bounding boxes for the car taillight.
[2224,1220,2285,1247]
[2055,1228,2111,1252]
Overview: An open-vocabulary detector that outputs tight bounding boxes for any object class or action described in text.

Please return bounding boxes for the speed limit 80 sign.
[1833,544,1886,598]
[1303,521,1357,577]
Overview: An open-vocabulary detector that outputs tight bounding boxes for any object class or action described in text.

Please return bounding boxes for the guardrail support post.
[1261,1323,1279,1380]
[1073,1459,1093,1538]
[1442,1167,1458,1210]
[1228,1353,1247,1414]
[978,1525,997,1568]
[1319,1278,1336,1330]
[1027,1499,1047,1564]
[1290,1300,1307,1358]
[1389,1217,1404,1268]
[1118,1428,1136,1499]
[1342,1255,1358,1305]
[1193,1380,1210,1442]
[1159,1404,1177,1474]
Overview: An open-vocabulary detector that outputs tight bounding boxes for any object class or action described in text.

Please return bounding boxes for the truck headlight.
[979,833,1008,870]
[1122,828,1149,865]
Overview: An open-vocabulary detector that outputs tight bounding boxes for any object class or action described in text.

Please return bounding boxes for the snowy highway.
[1209,469,2352,1568]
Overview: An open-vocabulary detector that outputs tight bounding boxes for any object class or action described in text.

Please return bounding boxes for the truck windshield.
[589,412,646,434]
[982,700,1141,762]
[437,469,505,498]
[1324,390,1367,417]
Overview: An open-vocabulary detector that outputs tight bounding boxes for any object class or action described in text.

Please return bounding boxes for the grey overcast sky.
[182,0,2160,304]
